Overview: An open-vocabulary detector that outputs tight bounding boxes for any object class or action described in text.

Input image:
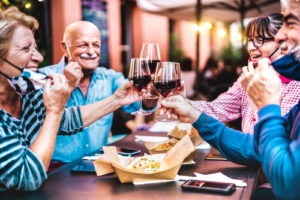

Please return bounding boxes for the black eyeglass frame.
[245,37,274,48]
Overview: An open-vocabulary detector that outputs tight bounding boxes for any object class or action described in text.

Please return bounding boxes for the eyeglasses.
[246,37,274,48]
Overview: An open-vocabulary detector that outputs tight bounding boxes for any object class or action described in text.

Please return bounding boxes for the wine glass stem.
[139,92,143,111]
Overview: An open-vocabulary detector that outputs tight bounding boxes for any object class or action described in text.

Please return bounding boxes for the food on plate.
[126,155,163,173]
[154,138,179,151]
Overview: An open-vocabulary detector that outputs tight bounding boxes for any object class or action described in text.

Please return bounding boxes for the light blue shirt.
[41,57,139,162]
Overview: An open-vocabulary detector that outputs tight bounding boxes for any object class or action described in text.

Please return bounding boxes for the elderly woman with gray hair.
[0,7,141,191]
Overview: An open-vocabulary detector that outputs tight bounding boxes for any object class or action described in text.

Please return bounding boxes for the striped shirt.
[189,77,300,134]
[0,90,84,191]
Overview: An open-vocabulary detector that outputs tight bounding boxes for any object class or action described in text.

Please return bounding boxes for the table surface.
[2,131,258,200]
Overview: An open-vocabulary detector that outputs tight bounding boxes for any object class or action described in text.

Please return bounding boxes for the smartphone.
[205,153,227,161]
[99,146,141,156]
[181,180,235,194]
[71,163,95,174]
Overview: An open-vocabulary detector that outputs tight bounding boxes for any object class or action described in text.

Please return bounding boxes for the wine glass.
[140,43,161,75]
[128,58,152,115]
[154,62,178,121]
[140,43,161,100]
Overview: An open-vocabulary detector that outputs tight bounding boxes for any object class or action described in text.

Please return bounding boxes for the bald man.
[41,21,139,162]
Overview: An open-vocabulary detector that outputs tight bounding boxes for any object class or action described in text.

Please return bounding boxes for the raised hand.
[246,58,282,110]
[63,61,83,92]
[43,74,70,114]
[113,81,145,107]
[161,95,201,123]
[240,61,255,91]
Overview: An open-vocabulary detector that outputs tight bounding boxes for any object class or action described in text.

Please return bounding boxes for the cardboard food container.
[93,135,194,183]
[167,123,199,139]
[144,123,203,163]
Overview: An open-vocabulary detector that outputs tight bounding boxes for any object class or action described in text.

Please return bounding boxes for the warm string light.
[192,21,212,32]
[218,29,226,37]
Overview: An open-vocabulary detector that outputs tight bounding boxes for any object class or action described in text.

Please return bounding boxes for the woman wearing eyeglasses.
[188,13,300,134]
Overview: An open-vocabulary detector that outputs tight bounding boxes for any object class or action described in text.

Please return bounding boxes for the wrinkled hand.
[43,74,70,114]
[160,95,201,123]
[63,61,83,92]
[247,58,281,110]
[113,81,145,106]
[240,62,255,91]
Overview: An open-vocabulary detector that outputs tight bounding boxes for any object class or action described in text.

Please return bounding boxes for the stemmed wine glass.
[128,58,152,115]
[154,62,179,121]
[140,43,161,99]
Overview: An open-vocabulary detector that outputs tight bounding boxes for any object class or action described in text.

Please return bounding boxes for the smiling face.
[275,9,300,57]
[1,25,43,77]
[63,22,101,75]
[245,14,283,64]
[247,37,280,63]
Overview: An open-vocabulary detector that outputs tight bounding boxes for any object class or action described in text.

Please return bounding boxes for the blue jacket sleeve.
[193,113,260,167]
[254,104,300,200]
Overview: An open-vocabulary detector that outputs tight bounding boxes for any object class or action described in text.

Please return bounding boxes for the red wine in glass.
[130,75,151,91]
[154,62,178,121]
[128,58,152,115]
[148,59,161,74]
[154,80,177,97]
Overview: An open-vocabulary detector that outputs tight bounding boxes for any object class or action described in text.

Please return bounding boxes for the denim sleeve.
[193,113,259,167]
[58,106,84,135]
[255,104,300,200]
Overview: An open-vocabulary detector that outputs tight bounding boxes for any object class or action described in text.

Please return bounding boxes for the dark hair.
[245,13,283,40]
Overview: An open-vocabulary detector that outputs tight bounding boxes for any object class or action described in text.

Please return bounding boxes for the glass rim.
[130,57,149,61]
[156,61,180,65]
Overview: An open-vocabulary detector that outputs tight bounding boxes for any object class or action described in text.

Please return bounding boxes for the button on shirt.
[41,57,139,162]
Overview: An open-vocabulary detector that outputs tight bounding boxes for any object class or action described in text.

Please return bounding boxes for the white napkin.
[131,173,246,187]
[82,154,103,161]
[134,135,169,143]
[149,121,179,132]
[196,141,211,150]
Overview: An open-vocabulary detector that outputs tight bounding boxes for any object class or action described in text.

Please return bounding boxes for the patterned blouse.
[189,78,300,134]
[0,90,83,191]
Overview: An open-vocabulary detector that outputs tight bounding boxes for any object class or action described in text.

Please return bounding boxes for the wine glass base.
[131,110,152,116]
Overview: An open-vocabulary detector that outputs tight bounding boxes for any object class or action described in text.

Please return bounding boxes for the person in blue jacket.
[162,1,300,199]
[41,21,140,163]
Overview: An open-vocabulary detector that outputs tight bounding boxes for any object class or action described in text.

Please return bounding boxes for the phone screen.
[182,180,235,194]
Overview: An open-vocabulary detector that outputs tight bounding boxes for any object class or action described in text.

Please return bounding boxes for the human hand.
[113,81,145,106]
[173,80,186,98]
[160,95,201,123]
[63,61,83,92]
[240,62,255,91]
[43,74,70,115]
[246,58,282,110]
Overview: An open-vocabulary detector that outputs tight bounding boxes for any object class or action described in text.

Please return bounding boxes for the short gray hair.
[281,0,300,12]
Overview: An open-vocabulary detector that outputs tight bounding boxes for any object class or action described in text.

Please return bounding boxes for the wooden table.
[2,131,258,200]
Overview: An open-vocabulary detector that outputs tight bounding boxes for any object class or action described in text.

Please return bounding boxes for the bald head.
[63,21,100,43]
[61,21,101,74]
